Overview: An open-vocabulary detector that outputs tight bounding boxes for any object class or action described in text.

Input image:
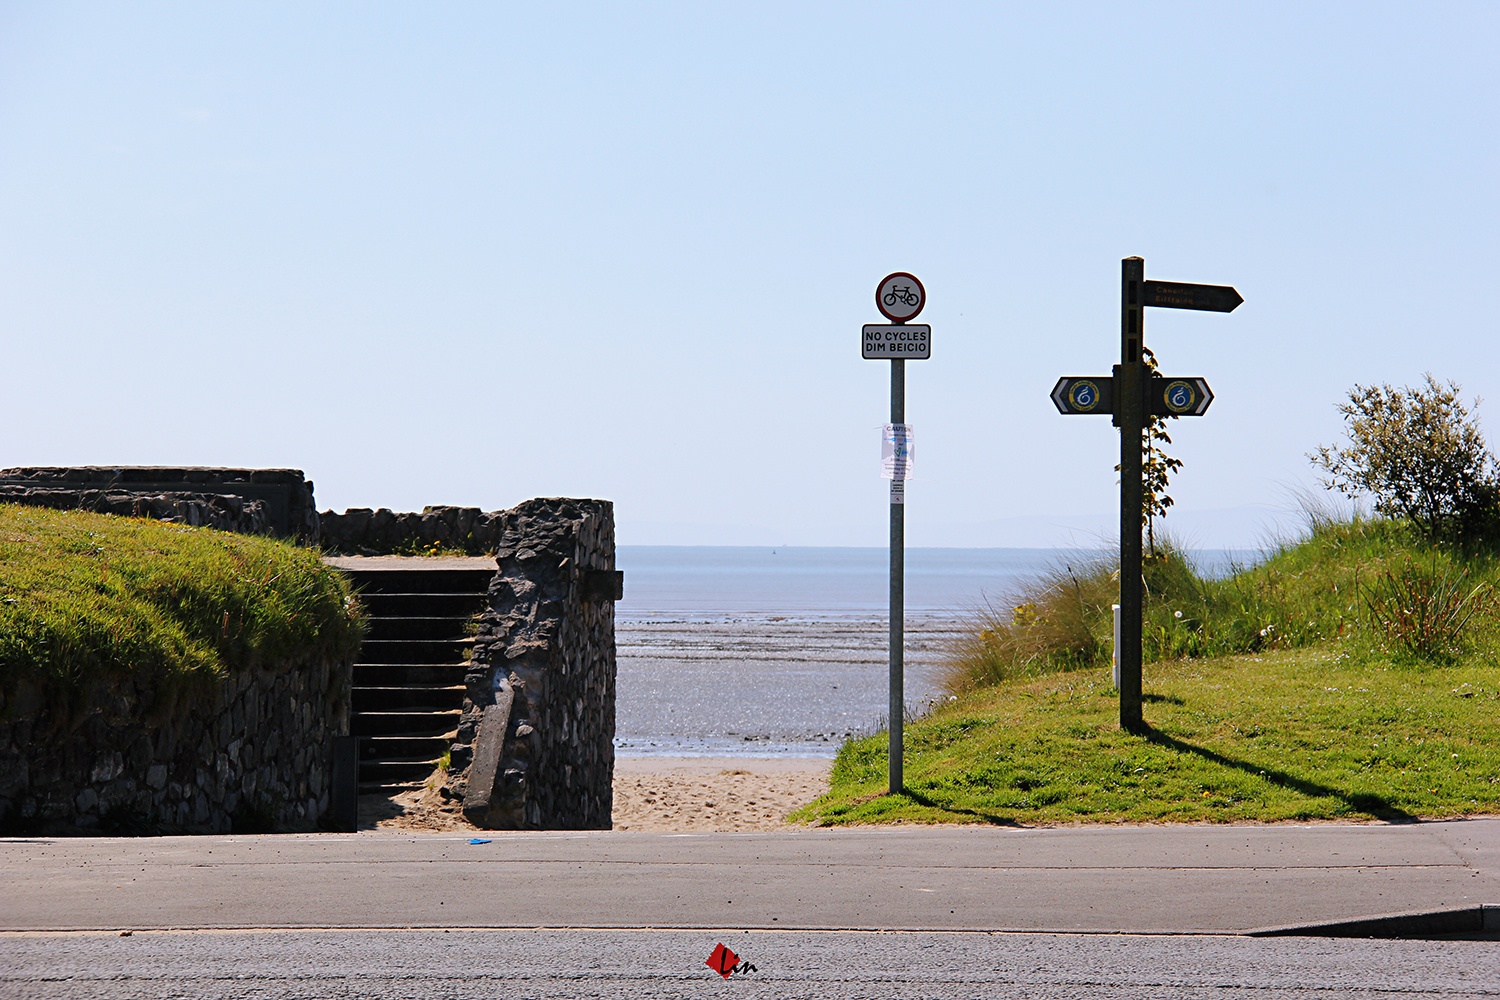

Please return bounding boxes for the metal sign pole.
[889,358,905,795]
[1118,257,1146,733]
[866,270,926,795]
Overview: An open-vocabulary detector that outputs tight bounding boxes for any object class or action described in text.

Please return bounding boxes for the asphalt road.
[4,821,1499,934]
[4,927,1499,999]
[5,821,1499,997]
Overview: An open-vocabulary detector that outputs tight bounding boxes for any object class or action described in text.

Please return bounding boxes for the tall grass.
[0,505,364,707]
[945,514,1500,692]
[1363,558,1495,661]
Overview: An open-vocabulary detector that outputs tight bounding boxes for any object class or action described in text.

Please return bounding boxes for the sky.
[0,2,1494,548]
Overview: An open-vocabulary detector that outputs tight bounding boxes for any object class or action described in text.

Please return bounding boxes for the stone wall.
[457,498,619,830]
[0,656,350,835]
[0,468,318,541]
[0,485,272,536]
[319,505,503,556]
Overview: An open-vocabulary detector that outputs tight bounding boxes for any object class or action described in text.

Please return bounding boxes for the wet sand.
[615,613,960,753]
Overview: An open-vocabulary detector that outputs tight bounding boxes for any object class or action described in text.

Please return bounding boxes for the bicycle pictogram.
[883,285,920,308]
[875,271,926,322]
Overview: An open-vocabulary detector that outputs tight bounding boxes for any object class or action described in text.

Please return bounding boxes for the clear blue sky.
[1,2,1494,547]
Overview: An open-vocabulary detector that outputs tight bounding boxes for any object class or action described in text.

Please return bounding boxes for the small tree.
[1310,374,1498,541]
[1118,348,1183,555]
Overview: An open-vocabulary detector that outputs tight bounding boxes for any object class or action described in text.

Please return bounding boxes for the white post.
[1112,603,1122,689]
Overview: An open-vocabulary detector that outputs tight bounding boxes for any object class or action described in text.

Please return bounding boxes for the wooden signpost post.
[1050,257,1241,732]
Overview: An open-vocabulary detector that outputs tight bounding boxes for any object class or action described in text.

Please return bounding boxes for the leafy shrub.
[1310,374,1499,543]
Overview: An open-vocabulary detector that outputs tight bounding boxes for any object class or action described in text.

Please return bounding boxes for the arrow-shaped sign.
[1148,376,1214,416]
[1052,375,1214,416]
[1142,280,1243,313]
[1051,376,1114,415]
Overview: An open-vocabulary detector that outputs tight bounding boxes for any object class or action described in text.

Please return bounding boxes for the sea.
[612,546,1258,759]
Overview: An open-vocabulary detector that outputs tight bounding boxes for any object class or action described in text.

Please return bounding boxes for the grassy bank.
[947,517,1497,688]
[794,518,1500,826]
[0,505,364,705]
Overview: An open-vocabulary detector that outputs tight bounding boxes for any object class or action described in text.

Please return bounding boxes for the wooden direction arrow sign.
[1148,376,1214,416]
[1051,376,1113,415]
[1142,280,1243,313]
[1052,375,1213,416]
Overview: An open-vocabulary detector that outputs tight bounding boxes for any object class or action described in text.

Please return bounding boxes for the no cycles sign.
[864,271,931,359]
[862,324,931,358]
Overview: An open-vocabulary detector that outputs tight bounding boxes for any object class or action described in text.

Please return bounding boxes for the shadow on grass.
[1141,725,1418,823]
[899,788,1025,827]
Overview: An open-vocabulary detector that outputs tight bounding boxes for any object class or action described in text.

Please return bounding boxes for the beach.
[611,756,831,831]
[363,548,1097,832]
[361,756,831,833]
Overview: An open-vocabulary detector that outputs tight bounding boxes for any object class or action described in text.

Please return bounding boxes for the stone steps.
[352,685,467,713]
[340,567,493,793]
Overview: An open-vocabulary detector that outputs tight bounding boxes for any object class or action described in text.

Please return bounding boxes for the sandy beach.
[611,756,831,832]
[359,757,832,833]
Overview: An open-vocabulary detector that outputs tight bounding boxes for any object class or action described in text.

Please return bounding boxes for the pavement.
[4,819,1499,936]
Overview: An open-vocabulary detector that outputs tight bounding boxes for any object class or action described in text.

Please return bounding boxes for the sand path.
[358,757,832,833]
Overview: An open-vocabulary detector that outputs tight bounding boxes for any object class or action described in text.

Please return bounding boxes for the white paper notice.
[889,479,905,504]
[882,424,913,480]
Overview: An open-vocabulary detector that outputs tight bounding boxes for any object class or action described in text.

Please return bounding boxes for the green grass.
[0,505,364,709]
[947,517,1498,689]
[796,517,1500,827]
[795,647,1500,826]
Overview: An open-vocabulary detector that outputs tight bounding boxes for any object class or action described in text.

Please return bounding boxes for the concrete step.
[364,616,476,641]
[353,663,469,686]
[345,568,495,595]
[359,735,451,761]
[353,685,466,712]
[356,638,474,665]
[357,759,442,787]
[358,780,427,794]
[350,710,461,738]
[360,592,491,618]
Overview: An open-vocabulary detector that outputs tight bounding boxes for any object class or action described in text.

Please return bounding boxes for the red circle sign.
[876,272,926,322]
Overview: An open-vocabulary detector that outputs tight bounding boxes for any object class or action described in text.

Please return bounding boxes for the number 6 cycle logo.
[1162,380,1197,414]
[1068,379,1101,412]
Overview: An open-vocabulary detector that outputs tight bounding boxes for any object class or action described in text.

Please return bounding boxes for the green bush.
[1310,374,1499,544]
